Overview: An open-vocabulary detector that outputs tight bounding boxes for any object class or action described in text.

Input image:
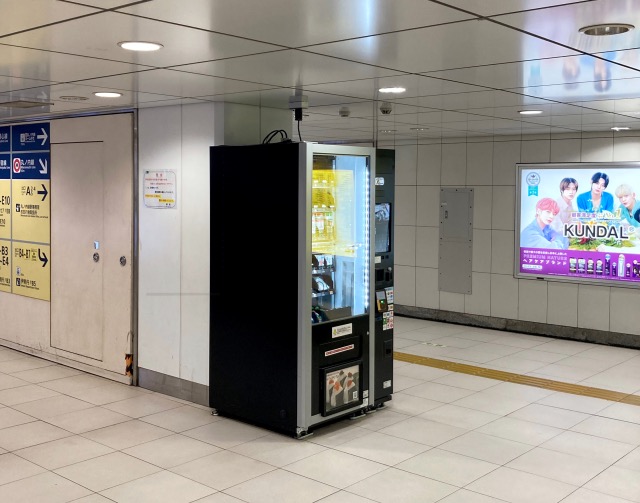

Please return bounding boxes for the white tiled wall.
[396,132,640,336]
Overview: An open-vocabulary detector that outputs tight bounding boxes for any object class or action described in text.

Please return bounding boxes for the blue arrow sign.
[12,123,49,152]
[11,152,50,180]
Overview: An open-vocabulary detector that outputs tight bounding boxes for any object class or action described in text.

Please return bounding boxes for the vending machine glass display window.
[311,154,370,325]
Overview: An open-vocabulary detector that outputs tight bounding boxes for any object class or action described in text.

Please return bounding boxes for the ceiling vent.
[0,100,53,108]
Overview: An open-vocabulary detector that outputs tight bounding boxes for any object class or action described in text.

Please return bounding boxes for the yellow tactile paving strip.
[394,352,640,407]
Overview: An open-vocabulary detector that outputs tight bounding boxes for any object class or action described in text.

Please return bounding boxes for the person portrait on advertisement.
[614,183,640,226]
[576,172,614,212]
[551,177,578,233]
[521,197,569,249]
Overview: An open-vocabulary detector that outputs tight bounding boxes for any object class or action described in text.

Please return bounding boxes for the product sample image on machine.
[209,141,382,437]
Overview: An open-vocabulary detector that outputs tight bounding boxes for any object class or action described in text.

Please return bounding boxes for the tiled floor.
[0,315,638,502]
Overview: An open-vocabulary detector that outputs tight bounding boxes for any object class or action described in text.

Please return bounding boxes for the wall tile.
[440,291,465,312]
[491,230,515,274]
[466,142,493,186]
[613,136,640,162]
[395,265,416,306]
[491,185,515,230]
[582,137,613,162]
[416,226,439,268]
[472,186,493,229]
[395,186,417,226]
[441,143,467,186]
[491,274,519,319]
[417,186,440,227]
[395,225,416,266]
[550,139,581,162]
[493,141,520,186]
[416,267,439,309]
[417,144,442,185]
[465,272,491,316]
[472,229,492,273]
[547,281,578,327]
[610,287,640,335]
[395,145,418,185]
[577,284,610,332]
[521,139,551,163]
[518,279,548,322]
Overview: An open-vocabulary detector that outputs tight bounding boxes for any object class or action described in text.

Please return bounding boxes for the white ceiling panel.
[72,69,278,98]
[59,0,148,9]
[498,0,640,54]
[118,0,474,47]
[2,12,280,68]
[0,44,151,83]
[0,0,99,37]
[437,0,592,17]
[308,19,580,74]
[178,50,400,88]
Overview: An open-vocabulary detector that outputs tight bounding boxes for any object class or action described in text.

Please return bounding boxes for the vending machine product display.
[209,142,375,437]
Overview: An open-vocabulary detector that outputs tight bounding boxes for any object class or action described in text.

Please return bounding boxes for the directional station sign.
[1,122,50,301]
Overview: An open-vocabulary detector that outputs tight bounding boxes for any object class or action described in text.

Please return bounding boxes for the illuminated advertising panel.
[516,163,640,286]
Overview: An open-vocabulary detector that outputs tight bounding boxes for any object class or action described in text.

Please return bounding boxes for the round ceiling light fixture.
[118,41,164,51]
[93,91,123,98]
[579,24,634,36]
[519,110,543,115]
[378,87,406,93]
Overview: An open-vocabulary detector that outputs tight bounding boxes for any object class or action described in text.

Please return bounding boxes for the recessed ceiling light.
[93,92,122,98]
[519,110,543,115]
[410,127,428,131]
[378,87,406,94]
[379,129,396,133]
[579,24,634,36]
[611,126,631,131]
[118,41,164,51]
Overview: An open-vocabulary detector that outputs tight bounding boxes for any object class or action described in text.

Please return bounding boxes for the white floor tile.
[81,419,173,450]
[359,408,411,431]
[182,418,270,449]
[334,431,430,465]
[431,372,499,391]
[139,405,221,432]
[585,466,640,502]
[45,406,131,434]
[224,468,337,503]
[0,406,37,428]
[419,404,501,430]
[466,466,577,503]
[535,392,612,414]
[0,420,73,451]
[0,471,92,502]
[540,430,636,465]
[230,432,327,467]
[346,467,457,503]
[400,381,476,403]
[123,434,221,468]
[572,416,640,445]
[561,487,636,503]
[15,435,114,470]
[379,416,468,447]
[508,404,590,429]
[439,431,533,465]
[0,453,46,485]
[100,470,215,503]
[384,392,444,416]
[451,391,532,416]
[0,384,60,406]
[102,394,184,418]
[476,417,563,446]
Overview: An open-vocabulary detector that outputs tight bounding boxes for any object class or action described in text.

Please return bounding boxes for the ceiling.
[3,0,640,143]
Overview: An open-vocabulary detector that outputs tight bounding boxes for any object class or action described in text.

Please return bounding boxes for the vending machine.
[209,142,375,438]
[372,149,395,408]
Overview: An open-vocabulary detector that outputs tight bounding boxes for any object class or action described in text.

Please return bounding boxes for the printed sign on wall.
[0,122,50,301]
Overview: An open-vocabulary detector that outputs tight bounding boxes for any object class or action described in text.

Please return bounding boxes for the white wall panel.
[518,279,547,323]
[395,265,416,306]
[466,142,493,186]
[610,288,640,336]
[395,145,417,185]
[416,226,439,268]
[550,138,581,162]
[582,137,613,162]
[138,106,183,377]
[440,291,465,312]
[417,144,442,185]
[490,274,519,319]
[547,281,578,327]
[613,136,640,162]
[395,186,417,226]
[416,186,440,227]
[491,186,515,230]
[465,272,491,316]
[491,230,514,275]
[415,267,439,309]
[178,103,216,385]
[521,139,550,163]
[472,186,493,229]
[395,225,416,266]
[492,141,520,186]
[577,284,610,332]
[441,143,466,186]
[472,229,492,273]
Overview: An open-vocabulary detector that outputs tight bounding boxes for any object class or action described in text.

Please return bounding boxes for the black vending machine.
[372,149,395,408]
[209,142,375,438]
